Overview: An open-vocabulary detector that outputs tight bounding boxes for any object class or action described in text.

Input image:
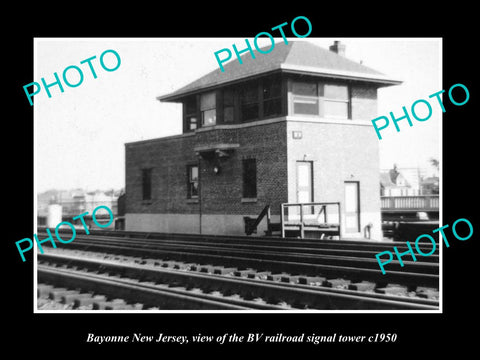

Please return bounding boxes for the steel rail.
[38,265,283,310]
[38,253,438,310]
[42,235,439,281]
[45,231,439,263]
[42,228,440,253]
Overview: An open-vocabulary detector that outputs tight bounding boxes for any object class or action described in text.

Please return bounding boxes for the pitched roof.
[159,41,402,102]
[380,172,396,188]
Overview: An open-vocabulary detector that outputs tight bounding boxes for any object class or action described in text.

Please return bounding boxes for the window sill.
[186,198,199,204]
[241,198,257,203]
[141,200,152,205]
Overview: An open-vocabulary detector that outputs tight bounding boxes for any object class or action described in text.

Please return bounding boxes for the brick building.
[125,40,401,240]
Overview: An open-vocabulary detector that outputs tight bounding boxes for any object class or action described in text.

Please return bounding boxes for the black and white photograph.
[33,37,442,314]
[7,8,478,354]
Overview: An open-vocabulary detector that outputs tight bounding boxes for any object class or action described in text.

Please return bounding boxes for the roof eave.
[280,64,403,87]
[157,68,284,102]
[157,66,402,102]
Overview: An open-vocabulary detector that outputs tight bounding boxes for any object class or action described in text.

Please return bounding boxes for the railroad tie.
[415,287,439,300]
[62,291,92,305]
[93,298,131,310]
[213,267,237,275]
[49,288,78,301]
[74,295,108,308]
[322,278,351,289]
[348,281,376,292]
[297,276,327,286]
[233,269,257,277]
[37,284,55,298]
[267,273,291,282]
[375,285,408,296]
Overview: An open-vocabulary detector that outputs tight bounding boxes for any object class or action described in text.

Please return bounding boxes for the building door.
[345,181,360,233]
[296,161,313,203]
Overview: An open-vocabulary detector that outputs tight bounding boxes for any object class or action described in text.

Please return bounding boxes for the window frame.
[240,82,260,122]
[141,168,153,201]
[184,96,199,132]
[291,79,351,119]
[187,164,199,199]
[222,88,235,123]
[262,77,282,118]
[292,80,320,116]
[242,158,257,199]
[200,91,217,127]
[322,84,350,119]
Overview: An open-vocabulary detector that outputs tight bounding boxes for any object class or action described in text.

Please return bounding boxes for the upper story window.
[185,97,198,131]
[292,80,350,119]
[324,84,349,118]
[292,81,319,115]
[183,75,284,130]
[223,89,234,123]
[141,168,152,201]
[200,92,216,126]
[240,83,259,122]
[263,78,282,117]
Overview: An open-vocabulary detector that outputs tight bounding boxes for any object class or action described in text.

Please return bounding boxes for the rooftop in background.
[158,40,402,102]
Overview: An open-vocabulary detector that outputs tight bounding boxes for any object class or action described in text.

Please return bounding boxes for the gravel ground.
[37,297,94,310]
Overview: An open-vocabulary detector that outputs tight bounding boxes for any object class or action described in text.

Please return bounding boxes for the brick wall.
[125,121,288,218]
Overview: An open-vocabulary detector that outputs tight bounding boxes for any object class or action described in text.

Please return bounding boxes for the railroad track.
[37,250,438,310]
[38,229,439,291]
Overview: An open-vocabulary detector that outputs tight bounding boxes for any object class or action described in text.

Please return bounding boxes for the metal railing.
[280,202,341,238]
[381,195,439,211]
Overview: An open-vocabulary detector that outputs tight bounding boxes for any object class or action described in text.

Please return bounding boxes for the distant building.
[380,166,420,196]
[380,165,439,196]
[124,40,402,240]
[37,188,122,227]
[420,177,439,195]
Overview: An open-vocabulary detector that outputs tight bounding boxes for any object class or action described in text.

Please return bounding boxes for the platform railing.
[381,195,439,210]
[280,202,341,238]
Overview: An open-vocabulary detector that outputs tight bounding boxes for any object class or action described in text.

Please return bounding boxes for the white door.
[345,181,360,233]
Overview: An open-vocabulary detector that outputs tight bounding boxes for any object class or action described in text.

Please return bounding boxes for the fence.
[280,202,341,238]
[381,195,439,210]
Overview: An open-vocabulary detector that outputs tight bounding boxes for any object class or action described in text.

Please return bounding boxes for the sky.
[34,37,441,193]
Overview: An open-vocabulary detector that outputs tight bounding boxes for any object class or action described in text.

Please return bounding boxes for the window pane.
[185,97,196,114]
[224,89,234,106]
[187,165,199,198]
[241,84,258,104]
[263,79,281,99]
[293,96,318,115]
[187,116,197,130]
[142,168,152,200]
[224,106,234,122]
[190,182,199,197]
[292,81,317,96]
[242,103,258,121]
[264,98,281,117]
[200,92,216,110]
[190,166,198,181]
[324,84,348,100]
[242,159,257,198]
[202,109,216,126]
[324,100,348,118]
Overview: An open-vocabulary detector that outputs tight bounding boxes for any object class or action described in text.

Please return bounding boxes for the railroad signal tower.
[125,40,401,240]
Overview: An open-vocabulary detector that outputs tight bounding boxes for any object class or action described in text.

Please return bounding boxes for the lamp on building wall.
[213,165,221,175]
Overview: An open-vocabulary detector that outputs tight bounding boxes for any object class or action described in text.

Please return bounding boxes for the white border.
[33,37,442,314]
